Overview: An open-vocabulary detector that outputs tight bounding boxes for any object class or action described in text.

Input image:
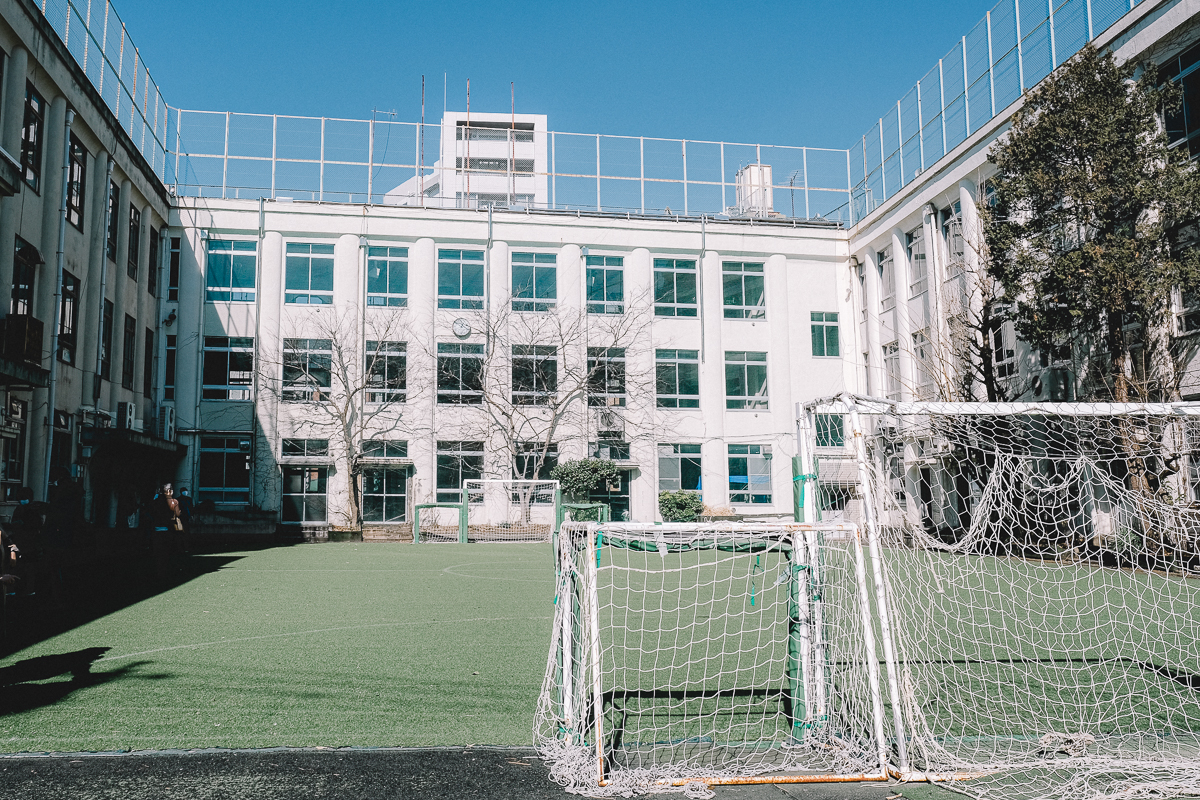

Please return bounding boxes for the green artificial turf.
[0,543,556,753]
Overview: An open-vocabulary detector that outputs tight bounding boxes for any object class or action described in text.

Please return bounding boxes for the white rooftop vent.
[733,164,774,218]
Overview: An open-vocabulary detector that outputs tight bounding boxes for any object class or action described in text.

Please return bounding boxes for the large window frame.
[437,342,484,404]
[121,314,136,390]
[66,133,86,231]
[811,311,840,358]
[906,227,927,297]
[1163,41,1200,157]
[366,246,409,307]
[512,345,558,405]
[587,347,625,407]
[436,440,484,503]
[724,350,769,410]
[586,256,624,314]
[511,252,557,312]
[105,181,119,262]
[437,249,485,309]
[203,336,255,400]
[366,340,407,403]
[198,436,251,505]
[167,236,181,301]
[20,83,43,192]
[722,262,765,319]
[282,466,328,524]
[728,444,772,505]
[655,349,700,408]
[362,466,408,523]
[653,258,698,317]
[815,414,845,448]
[164,333,176,400]
[658,443,701,492]
[127,205,141,280]
[57,271,80,364]
[282,338,332,402]
[285,242,334,304]
[100,299,114,381]
[206,239,257,302]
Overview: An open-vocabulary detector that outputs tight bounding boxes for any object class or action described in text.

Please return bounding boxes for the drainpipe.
[43,109,75,501]
[92,157,115,409]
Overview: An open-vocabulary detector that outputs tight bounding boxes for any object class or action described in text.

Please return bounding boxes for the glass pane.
[285,256,309,291]
[207,252,231,288]
[676,273,696,304]
[310,257,334,292]
[231,254,257,289]
[438,263,460,296]
[389,263,408,295]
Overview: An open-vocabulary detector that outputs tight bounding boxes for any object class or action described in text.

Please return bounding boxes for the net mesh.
[809,396,1200,800]
[463,480,558,543]
[535,522,889,796]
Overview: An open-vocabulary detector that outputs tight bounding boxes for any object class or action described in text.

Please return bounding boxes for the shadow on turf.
[0,646,168,716]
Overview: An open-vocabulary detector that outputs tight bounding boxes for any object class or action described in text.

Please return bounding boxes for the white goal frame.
[461,478,561,543]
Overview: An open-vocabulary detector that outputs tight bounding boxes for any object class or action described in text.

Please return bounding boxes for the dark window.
[811,312,840,357]
[57,271,79,364]
[281,466,328,522]
[198,436,251,505]
[655,349,700,408]
[360,440,408,458]
[203,338,255,400]
[366,246,409,306]
[512,345,558,405]
[654,258,697,316]
[586,256,624,314]
[511,252,557,311]
[437,249,484,309]
[282,338,332,402]
[281,438,329,457]
[362,467,407,523]
[587,347,625,407]
[100,300,113,381]
[366,341,406,403]
[164,334,176,400]
[168,236,180,301]
[436,440,483,503]
[285,242,334,304]
[2,400,28,501]
[67,134,87,230]
[147,228,160,297]
[658,443,702,491]
[106,181,119,262]
[143,329,154,398]
[1163,40,1200,156]
[514,442,558,482]
[206,240,257,302]
[11,236,38,316]
[815,414,844,448]
[121,315,136,390]
[728,444,772,504]
[20,83,43,192]
[722,262,766,319]
[437,342,484,404]
[725,351,768,410]
[127,205,141,279]
[590,435,630,461]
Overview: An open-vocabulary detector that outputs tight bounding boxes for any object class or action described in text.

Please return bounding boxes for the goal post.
[461,479,560,543]
[535,521,896,795]
[801,393,1200,800]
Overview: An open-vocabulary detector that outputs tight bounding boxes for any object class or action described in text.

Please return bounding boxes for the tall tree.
[986,44,1200,402]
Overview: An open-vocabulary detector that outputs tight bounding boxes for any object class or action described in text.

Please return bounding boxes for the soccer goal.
[798,394,1200,800]
[461,479,560,543]
[535,521,899,796]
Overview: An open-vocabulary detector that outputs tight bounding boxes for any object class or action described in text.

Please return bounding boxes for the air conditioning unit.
[156,406,176,441]
[595,408,624,433]
[116,401,135,430]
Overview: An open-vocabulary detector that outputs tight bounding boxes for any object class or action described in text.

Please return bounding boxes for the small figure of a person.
[176,487,195,552]
[150,482,182,581]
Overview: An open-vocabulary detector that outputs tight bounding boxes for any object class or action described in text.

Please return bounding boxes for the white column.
[698,249,726,509]
[407,237,436,505]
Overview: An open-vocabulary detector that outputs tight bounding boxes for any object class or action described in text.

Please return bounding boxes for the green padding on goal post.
[412,503,468,544]
[589,534,793,556]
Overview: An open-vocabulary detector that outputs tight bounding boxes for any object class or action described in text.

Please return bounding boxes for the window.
[906,227,927,296]
[883,341,901,400]
[127,205,141,279]
[912,329,934,397]
[815,414,844,448]
[100,300,113,381]
[722,262,765,319]
[57,271,79,364]
[512,252,557,311]
[658,443,701,492]
[167,236,180,301]
[586,256,624,314]
[282,467,327,523]
[20,83,43,191]
[366,246,408,306]
[941,202,964,274]
[437,342,484,404]
[1187,419,1200,503]
[879,246,895,310]
[360,440,408,458]
[811,312,840,357]
[437,249,484,309]
[512,345,558,405]
[282,338,332,402]
[11,237,37,316]
[590,435,630,461]
[993,323,1016,378]
[1178,286,1200,334]
[362,466,408,523]
[206,240,257,302]
[282,438,329,457]
[366,341,406,403]
[1163,40,1200,157]
[724,351,768,410]
[198,436,251,505]
[654,258,698,316]
[728,444,772,504]
[285,242,334,304]
[587,347,625,407]
[66,133,86,230]
[121,314,136,390]
[436,440,483,503]
[203,337,254,400]
[164,334,176,400]
[106,181,119,262]
[2,400,27,501]
[655,349,700,408]
[147,228,160,297]
[514,442,558,482]
[143,329,154,398]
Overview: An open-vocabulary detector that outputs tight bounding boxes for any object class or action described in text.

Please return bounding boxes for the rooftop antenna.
[420,75,425,206]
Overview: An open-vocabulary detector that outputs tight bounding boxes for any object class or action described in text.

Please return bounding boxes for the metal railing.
[165,109,855,224]
[37,0,170,180]
[850,0,1144,222]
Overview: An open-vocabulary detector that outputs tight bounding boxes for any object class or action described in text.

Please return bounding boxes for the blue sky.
[119,0,998,149]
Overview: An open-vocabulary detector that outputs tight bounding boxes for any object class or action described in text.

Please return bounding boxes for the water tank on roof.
[734,164,774,218]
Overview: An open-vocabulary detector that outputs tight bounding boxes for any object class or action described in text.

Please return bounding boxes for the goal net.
[535,521,896,796]
[802,394,1200,800]
[463,479,559,543]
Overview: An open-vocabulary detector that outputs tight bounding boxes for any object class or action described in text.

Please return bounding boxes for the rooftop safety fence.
[164,109,855,224]
[850,0,1143,222]
[36,0,170,180]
